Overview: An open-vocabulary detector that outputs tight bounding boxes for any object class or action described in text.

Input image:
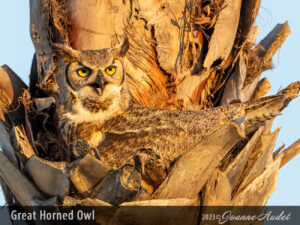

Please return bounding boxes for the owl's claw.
[134,148,170,193]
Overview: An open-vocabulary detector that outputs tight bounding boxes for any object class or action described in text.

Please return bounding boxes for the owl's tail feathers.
[242,81,300,134]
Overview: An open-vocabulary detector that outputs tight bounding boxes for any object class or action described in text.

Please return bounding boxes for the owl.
[52,39,131,149]
[51,39,299,169]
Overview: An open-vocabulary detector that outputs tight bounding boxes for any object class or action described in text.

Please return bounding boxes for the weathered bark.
[0,2,299,225]
[11,125,36,164]
[220,56,246,105]
[90,165,141,205]
[0,152,45,206]
[278,139,300,168]
[25,156,69,201]
[69,154,109,197]
[202,169,232,206]
[243,22,291,100]
[224,126,265,191]
[153,122,245,199]
[176,0,242,109]
[0,122,18,167]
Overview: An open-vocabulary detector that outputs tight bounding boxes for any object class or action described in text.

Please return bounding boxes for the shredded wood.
[49,0,70,44]
[243,45,273,88]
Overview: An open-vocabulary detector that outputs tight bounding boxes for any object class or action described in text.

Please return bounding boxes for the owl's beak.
[95,86,103,96]
[90,75,104,96]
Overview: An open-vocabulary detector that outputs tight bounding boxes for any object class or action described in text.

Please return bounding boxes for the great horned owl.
[52,40,131,149]
[51,39,299,169]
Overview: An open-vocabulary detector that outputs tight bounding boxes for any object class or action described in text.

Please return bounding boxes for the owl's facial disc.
[79,70,103,95]
[68,63,104,96]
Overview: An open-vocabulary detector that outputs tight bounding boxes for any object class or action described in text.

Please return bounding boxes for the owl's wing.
[242,81,300,133]
[99,82,299,169]
[99,102,243,168]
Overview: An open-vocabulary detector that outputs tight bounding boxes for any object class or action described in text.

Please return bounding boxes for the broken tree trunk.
[0,0,299,225]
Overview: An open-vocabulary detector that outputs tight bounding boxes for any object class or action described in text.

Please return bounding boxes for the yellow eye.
[77,67,91,77]
[105,66,116,76]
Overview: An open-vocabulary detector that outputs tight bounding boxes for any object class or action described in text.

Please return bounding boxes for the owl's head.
[52,38,130,127]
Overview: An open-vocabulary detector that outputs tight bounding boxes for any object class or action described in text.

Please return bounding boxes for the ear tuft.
[51,43,80,62]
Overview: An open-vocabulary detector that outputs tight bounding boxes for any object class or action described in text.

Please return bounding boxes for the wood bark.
[25,156,69,201]
[153,122,245,199]
[278,139,300,168]
[0,2,298,225]
[91,165,141,205]
[69,154,109,197]
[243,22,291,100]
[0,152,45,206]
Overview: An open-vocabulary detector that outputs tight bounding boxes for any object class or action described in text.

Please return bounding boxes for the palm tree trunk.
[0,0,299,224]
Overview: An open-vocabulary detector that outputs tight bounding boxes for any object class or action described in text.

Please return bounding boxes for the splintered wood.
[0,0,299,225]
[153,122,245,199]
[70,154,109,197]
[29,0,291,110]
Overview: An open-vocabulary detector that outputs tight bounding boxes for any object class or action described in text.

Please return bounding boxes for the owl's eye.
[105,66,116,76]
[77,67,91,77]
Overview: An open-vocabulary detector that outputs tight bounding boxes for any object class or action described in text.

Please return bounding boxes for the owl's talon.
[134,148,169,193]
[71,139,91,159]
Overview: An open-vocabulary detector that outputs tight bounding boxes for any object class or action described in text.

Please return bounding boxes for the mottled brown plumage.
[50,40,300,169]
[96,93,298,168]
